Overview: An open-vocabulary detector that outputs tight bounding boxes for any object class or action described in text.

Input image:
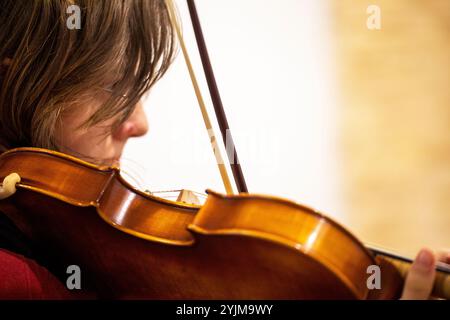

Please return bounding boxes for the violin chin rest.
[0,173,21,200]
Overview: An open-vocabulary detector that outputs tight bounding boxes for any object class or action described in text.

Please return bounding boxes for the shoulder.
[0,248,72,299]
[0,212,76,299]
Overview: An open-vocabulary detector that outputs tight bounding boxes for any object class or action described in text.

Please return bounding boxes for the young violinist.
[0,0,448,300]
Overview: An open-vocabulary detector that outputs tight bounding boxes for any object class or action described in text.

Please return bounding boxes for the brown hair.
[0,0,175,151]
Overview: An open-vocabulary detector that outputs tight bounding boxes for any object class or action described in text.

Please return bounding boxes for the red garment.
[0,248,73,299]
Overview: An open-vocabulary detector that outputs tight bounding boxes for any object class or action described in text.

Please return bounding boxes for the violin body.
[0,148,405,299]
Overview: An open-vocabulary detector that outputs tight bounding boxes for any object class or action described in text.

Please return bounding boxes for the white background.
[123,0,344,220]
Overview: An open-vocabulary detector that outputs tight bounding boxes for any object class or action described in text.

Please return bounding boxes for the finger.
[435,250,450,264]
[401,248,436,300]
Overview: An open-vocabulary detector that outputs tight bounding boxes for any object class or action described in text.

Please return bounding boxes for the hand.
[401,248,450,299]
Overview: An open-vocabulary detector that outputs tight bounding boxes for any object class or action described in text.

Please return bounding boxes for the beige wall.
[333,0,450,256]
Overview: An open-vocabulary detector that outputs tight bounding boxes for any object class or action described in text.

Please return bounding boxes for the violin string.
[150,189,183,194]
[190,191,207,198]
[150,189,207,198]
[117,156,148,190]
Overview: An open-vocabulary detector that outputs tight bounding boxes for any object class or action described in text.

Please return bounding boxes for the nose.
[114,101,149,140]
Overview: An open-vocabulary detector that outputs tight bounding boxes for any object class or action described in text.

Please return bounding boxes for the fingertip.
[415,248,435,271]
[401,248,436,299]
[436,249,450,264]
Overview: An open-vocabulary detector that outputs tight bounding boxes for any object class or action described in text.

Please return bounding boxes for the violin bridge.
[176,189,201,205]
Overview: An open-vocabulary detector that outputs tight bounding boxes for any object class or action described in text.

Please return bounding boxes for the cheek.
[55,105,93,147]
[54,98,126,163]
[56,117,117,160]
[71,129,116,155]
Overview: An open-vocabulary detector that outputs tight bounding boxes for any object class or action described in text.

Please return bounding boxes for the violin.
[0,0,449,299]
[0,147,448,299]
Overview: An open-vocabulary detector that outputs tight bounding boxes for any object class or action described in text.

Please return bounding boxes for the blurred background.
[123,0,450,257]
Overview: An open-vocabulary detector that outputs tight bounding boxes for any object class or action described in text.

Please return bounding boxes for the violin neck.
[367,245,450,299]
